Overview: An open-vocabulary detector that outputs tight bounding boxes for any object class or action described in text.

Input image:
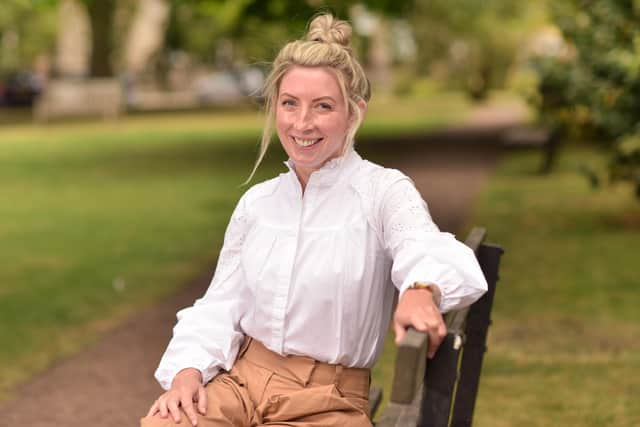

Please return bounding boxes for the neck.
[288,148,354,194]
[295,169,310,193]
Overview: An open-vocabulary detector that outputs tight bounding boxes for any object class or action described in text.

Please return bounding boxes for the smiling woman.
[245,13,370,188]
[276,66,358,188]
[141,13,487,427]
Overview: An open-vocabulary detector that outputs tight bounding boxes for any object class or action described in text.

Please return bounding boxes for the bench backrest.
[375,227,503,427]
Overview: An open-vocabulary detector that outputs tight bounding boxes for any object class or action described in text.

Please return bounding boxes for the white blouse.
[155,150,487,390]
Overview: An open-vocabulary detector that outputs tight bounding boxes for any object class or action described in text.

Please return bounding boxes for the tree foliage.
[410,0,543,100]
[0,0,414,78]
[0,0,58,74]
[532,0,640,197]
[165,0,411,66]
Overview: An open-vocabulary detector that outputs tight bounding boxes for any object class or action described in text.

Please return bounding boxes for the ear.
[350,99,368,124]
[357,99,368,116]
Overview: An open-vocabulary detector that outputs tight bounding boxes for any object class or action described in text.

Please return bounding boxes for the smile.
[293,137,323,147]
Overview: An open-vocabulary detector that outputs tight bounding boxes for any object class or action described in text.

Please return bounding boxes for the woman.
[142,13,487,427]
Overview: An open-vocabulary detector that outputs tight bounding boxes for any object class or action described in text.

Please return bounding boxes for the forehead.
[279,66,343,100]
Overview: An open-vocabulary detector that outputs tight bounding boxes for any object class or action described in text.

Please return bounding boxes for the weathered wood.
[463,227,486,254]
[377,388,424,427]
[445,227,486,333]
[369,387,383,417]
[375,227,503,427]
[389,227,486,406]
[444,243,503,427]
[419,242,502,426]
[390,328,428,404]
[34,79,123,122]
[419,333,464,427]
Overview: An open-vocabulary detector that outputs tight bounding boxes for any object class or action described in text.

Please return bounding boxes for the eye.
[281,99,296,107]
[317,102,333,111]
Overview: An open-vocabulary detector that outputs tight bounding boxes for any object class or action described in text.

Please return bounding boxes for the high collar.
[284,148,362,189]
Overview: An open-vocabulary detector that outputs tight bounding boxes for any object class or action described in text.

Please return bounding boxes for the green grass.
[0,93,471,401]
[468,145,640,426]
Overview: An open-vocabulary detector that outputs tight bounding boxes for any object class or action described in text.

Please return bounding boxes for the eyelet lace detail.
[351,164,439,250]
[210,202,250,287]
[381,175,439,251]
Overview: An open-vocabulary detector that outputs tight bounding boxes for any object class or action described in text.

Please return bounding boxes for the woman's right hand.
[146,368,207,426]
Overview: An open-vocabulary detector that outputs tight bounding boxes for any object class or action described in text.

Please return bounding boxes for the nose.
[293,106,313,132]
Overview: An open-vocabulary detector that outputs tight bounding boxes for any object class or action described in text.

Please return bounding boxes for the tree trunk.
[86,0,116,77]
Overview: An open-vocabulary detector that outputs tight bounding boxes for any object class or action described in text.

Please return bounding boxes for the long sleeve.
[380,175,487,313]
[154,195,252,390]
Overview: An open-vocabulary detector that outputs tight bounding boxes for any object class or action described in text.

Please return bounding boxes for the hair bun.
[306,14,352,47]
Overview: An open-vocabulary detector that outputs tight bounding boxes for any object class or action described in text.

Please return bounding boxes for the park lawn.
[0,93,471,400]
[468,146,640,426]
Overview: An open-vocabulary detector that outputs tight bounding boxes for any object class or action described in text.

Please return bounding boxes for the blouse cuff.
[398,262,465,312]
[154,347,223,390]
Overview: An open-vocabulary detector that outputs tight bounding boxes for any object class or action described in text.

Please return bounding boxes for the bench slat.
[463,227,486,253]
[443,243,503,426]
[368,387,383,417]
[420,333,464,426]
[389,328,428,404]
[376,388,423,427]
[375,227,503,426]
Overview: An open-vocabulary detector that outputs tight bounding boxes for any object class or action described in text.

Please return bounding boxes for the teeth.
[294,137,320,147]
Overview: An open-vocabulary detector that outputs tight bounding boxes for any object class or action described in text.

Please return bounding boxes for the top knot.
[306,14,352,47]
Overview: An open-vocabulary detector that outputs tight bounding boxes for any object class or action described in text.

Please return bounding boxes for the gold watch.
[410,282,442,308]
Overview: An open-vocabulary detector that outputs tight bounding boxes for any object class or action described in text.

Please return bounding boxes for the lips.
[293,136,323,147]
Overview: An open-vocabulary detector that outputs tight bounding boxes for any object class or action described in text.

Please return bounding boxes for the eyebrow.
[280,93,336,103]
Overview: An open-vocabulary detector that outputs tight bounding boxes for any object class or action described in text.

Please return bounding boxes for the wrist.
[174,367,202,384]
[409,282,442,308]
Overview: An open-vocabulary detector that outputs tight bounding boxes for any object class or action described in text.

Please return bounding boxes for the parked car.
[194,66,264,105]
[0,71,43,107]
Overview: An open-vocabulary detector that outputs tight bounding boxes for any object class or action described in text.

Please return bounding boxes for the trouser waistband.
[238,337,370,398]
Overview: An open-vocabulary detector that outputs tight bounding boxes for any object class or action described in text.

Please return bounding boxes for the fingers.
[159,397,169,418]
[421,310,446,358]
[393,292,447,356]
[181,390,199,426]
[167,399,182,423]
[400,308,446,357]
[197,385,207,415]
[146,400,158,417]
[393,320,406,345]
[426,321,447,358]
[148,391,201,425]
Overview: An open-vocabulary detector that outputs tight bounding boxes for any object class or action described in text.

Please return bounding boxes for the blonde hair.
[245,13,370,183]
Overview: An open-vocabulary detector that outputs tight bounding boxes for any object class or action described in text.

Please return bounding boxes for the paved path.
[1,104,526,426]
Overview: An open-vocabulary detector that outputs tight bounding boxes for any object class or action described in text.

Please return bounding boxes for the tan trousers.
[141,338,372,426]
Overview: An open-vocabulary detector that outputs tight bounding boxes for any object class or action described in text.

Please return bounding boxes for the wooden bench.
[501,125,560,174]
[368,226,503,426]
[33,78,123,122]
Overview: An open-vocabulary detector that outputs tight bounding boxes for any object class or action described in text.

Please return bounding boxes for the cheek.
[275,108,290,125]
[275,112,284,128]
[275,118,290,139]
[326,117,350,138]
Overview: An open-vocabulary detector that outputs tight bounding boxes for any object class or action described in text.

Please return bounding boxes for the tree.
[531,0,640,198]
[409,0,543,100]
[0,0,125,78]
[81,0,118,77]
[0,0,58,74]
[163,0,411,66]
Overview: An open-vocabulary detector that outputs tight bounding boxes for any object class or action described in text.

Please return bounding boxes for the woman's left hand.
[393,287,447,358]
